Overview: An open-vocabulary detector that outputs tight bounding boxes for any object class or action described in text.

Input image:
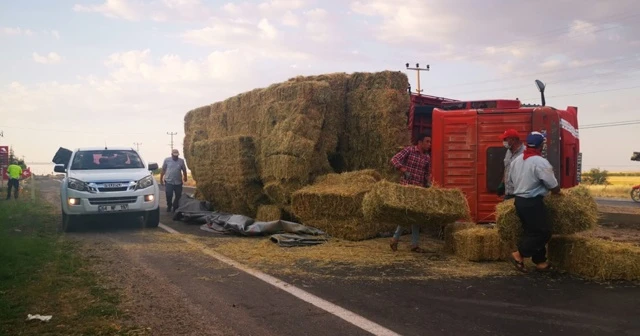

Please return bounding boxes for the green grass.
[0,195,147,335]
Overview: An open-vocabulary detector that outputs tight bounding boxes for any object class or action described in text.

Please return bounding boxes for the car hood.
[68,169,151,182]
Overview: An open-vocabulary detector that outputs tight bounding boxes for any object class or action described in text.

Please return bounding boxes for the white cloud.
[258,18,278,40]
[1,27,34,36]
[282,10,299,26]
[73,0,143,21]
[33,52,62,64]
[73,0,212,21]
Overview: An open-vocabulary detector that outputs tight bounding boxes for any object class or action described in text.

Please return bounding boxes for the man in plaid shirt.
[389,132,432,253]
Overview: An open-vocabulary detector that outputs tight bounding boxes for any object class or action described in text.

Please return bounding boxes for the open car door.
[632,152,640,162]
[52,147,73,167]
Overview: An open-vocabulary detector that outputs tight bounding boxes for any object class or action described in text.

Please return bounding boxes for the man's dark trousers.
[514,195,552,264]
[165,183,183,211]
[6,178,19,199]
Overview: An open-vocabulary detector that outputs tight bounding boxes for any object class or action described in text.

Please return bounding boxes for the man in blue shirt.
[507,132,561,272]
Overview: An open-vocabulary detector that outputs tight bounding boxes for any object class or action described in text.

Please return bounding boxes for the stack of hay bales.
[290,170,394,241]
[190,136,266,216]
[362,181,471,231]
[495,185,599,248]
[183,71,411,219]
[255,205,283,222]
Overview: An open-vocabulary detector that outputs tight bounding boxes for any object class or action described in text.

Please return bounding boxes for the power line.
[167,132,177,151]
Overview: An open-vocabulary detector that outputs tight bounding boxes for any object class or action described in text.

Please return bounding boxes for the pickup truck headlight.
[135,175,154,190]
[67,178,89,192]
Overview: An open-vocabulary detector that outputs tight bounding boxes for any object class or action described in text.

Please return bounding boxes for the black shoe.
[166,206,172,212]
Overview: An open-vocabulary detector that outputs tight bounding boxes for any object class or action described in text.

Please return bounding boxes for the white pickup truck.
[53,146,160,232]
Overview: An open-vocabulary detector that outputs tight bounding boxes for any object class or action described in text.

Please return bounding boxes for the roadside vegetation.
[0,193,145,335]
[581,169,640,199]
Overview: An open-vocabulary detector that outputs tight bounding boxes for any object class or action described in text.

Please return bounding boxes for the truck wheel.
[145,208,160,228]
[62,212,78,232]
[631,189,640,203]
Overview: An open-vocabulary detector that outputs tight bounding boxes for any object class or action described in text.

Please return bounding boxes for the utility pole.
[167,132,177,151]
[133,142,142,151]
[405,63,430,95]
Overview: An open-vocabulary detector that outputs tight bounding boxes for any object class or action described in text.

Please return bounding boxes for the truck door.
[476,112,531,222]
[52,147,73,167]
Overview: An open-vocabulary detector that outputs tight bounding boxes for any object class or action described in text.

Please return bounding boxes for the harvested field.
[183,71,411,216]
[496,186,599,246]
[549,235,640,281]
[362,180,471,230]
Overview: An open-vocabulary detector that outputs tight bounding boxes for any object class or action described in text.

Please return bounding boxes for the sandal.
[389,239,398,252]
[535,263,554,272]
[411,246,429,253]
[510,257,528,273]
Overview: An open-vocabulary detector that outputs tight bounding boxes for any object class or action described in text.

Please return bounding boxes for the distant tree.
[8,148,27,169]
[583,168,609,185]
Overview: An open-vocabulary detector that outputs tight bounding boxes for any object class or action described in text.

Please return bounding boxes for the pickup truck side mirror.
[54,164,66,173]
[148,163,158,171]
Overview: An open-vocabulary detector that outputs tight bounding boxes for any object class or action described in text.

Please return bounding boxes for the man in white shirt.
[498,129,525,200]
[160,149,188,212]
[507,132,561,272]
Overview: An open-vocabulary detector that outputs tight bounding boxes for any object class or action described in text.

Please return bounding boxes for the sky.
[1,0,639,174]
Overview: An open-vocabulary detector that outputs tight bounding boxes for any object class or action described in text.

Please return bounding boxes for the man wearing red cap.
[498,129,525,200]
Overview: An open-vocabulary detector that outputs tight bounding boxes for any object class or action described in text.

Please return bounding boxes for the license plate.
[104,183,122,188]
[98,204,129,212]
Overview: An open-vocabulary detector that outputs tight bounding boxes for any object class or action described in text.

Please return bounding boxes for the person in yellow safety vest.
[6,161,23,200]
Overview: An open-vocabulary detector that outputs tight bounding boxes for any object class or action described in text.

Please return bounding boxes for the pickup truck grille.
[97,187,130,192]
[88,197,138,205]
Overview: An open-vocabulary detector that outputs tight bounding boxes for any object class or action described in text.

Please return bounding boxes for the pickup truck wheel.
[145,208,160,228]
[62,212,78,232]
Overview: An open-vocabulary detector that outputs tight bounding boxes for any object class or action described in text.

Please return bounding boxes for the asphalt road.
[42,178,640,336]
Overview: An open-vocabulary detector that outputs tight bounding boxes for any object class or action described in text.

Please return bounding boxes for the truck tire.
[145,208,160,228]
[631,189,640,203]
[61,211,79,232]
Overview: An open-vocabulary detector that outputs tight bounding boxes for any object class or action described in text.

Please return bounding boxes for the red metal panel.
[476,113,532,222]
[432,109,478,222]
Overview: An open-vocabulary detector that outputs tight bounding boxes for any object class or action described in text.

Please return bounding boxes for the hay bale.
[453,227,504,262]
[362,181,471,230]
[549,235,640,281]
[496,186,599,246]
[443,222,476,254]
[291,170,382,220]
[190,136,265,217]
[343,72,411,177]
[256,205,282,222]
[302,218,395,241]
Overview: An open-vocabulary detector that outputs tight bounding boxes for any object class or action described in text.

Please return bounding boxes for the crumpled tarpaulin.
[171,193,329,247]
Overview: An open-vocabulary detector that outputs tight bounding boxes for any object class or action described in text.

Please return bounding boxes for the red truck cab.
[409,92,581,223]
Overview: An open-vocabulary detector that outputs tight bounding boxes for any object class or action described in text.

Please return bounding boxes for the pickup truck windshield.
[69,150,144,170]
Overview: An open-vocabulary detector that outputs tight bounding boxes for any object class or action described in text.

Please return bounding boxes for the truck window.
[486,147,508,193]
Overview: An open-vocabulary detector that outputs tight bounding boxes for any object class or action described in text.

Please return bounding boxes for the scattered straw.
[362,180,471,230]
[549,235,640,281]
[208,235,512,281]
[496,186,599,246]
[255,205,282,222]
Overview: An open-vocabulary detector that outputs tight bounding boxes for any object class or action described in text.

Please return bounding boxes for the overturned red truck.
[407,80,581,223]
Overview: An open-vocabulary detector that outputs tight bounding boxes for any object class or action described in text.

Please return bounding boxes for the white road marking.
[157,222,401,336]
[53,180,62,183]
